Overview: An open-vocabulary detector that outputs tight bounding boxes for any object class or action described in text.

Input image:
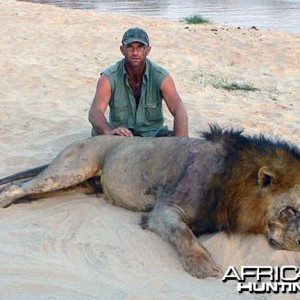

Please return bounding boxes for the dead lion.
[0,125,300,278]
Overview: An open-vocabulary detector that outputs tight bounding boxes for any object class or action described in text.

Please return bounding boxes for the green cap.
[122,27,149,45]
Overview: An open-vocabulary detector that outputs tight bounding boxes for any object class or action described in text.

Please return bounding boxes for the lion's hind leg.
[0,140,103,208]
[141,203,222,278]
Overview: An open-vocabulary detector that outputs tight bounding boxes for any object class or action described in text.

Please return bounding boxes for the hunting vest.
[103,58,169,137]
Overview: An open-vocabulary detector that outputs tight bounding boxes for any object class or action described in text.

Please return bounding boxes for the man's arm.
[88,74,133,137]
[160,75,189,137]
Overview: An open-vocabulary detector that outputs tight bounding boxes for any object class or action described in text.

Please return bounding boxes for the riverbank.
[17,0,300,32]
[0,1,299,299]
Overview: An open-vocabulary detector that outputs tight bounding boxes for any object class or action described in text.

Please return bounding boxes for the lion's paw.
[0,186,18,208]
[180,253,222,279]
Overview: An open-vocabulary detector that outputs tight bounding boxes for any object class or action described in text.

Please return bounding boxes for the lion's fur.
[190,125,300,236]
[0,125,299,278]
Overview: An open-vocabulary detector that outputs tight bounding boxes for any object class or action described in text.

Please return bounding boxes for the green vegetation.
[183,14,210,24]
[196,71,258,92]
[211,77,257,92]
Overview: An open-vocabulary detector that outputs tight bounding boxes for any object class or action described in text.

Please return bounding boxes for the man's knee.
[91,128,102,137]
[155,128,174,137]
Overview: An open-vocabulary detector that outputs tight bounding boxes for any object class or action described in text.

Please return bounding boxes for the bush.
[183,14,210,24]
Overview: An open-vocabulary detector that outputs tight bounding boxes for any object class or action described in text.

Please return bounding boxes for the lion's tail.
[0,164,49,186]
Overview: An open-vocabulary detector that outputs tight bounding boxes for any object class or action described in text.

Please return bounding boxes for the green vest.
[103,58,169,137]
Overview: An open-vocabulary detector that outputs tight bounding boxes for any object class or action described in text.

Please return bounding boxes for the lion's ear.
[257,166,277,188]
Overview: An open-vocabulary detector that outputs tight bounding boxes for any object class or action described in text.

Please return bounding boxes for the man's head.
[120,27,151,68]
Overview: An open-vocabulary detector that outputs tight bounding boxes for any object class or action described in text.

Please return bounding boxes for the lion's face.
[268,206,300,251]
[263,180,300,251]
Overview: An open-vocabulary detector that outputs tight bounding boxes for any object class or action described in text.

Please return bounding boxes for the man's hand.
[110,127,134,137]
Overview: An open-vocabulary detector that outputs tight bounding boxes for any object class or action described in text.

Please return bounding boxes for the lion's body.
[1,125,300,278]
[101,137,224,215]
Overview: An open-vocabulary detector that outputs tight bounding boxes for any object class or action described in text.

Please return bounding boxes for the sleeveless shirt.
[103,58,169,137]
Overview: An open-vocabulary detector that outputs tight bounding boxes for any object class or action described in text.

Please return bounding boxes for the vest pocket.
[145,100,162,121]
[110,103,129,123]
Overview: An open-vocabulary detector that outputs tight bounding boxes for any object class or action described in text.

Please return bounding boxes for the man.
[89,27,188,137]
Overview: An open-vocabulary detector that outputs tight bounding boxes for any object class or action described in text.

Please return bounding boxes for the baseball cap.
[122,27,150,45]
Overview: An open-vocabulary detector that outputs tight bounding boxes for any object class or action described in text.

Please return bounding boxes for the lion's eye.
[298,239,300,245]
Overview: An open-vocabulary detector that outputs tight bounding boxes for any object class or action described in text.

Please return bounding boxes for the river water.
[19,0,300,32]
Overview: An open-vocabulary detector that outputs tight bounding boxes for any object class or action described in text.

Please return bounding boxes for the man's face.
[120,42,151,68]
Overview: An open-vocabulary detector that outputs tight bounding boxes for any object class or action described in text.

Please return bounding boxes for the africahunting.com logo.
[222,266,300,293]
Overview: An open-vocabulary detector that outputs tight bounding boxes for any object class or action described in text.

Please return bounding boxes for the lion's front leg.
[141,203,222,278]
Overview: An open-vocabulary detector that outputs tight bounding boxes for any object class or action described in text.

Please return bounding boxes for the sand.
[0,0,299,299]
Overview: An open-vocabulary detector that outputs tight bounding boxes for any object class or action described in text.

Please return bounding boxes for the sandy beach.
[0,0,299,299]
